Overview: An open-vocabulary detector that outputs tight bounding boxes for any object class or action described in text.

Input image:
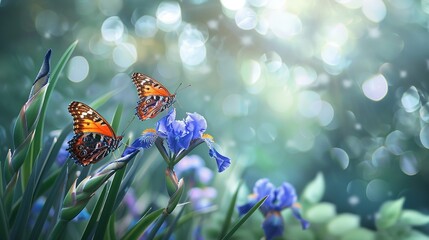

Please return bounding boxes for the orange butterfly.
[67,101,123,166]
[132,72,176,121]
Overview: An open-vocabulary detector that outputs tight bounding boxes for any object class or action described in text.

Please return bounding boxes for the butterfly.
[132,72,176,121]
[67,101,123,166]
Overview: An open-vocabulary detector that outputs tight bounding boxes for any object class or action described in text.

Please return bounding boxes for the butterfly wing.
[132,73,176,120]
[67,101,122,166]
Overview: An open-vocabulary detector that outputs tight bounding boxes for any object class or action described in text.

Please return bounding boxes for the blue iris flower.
[238,178,309,240]
[156,108,207,154]
[135,108,231,172]
[121,129,157,157]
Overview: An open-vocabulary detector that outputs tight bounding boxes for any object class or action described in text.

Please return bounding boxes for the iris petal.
[262,212,284,240]
[276,182,297,209]
[292,207,310,230]
[186,112,207,139]
[205,139,231,172]
[237,196,257,216]
[121,130,157,157]
[156,108,176,138]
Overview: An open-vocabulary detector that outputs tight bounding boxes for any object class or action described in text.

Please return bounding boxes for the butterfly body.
[132,72,176,120]
[67,101,122,166]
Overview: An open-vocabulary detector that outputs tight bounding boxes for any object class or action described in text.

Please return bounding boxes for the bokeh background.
[1,0,429,232]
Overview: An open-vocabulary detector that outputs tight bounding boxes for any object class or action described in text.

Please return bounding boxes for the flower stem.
[155,138,170,165]
[173,138,204,165]
[146,209,169,240]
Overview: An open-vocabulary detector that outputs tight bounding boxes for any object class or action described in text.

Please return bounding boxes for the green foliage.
[376,197,405,230]
[220,195,268,240]
[302,172,325,205]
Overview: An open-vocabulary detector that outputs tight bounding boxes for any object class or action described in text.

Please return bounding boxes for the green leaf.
[33,41,78,176]
[400,230,429,240]
[10,135,61,239]
[306,202,336,224]
[121,208,164,240]
[111,104,123,133]
[302,172,325,204]
[31,164,68,239]
[327,213,360,236]
[376,197,405,230]
[106,214,116,240]
[93,165,126,239]
[112,150,145,211]
[82,183,110,240]
[399,210,429,226]
[0,199,9,240]
[284,225,315,240]
[340,228,376,240]
[219,181,243,238]
[163,205,186,240]
[220,195,268,240]
[90,90,121,110]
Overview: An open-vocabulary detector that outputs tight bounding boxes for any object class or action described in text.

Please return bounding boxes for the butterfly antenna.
[120,115,136,137]
[173,82,191,110]
[174,82,191,94]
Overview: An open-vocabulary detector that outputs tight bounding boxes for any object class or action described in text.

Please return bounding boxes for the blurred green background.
[1,0,429,232]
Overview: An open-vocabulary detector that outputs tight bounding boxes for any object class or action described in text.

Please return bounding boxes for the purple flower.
[203,137,231,173]
[121,129,157,157]
[141,108,231,173]
[238,179,309,240]
[175,155,213,185]
[188,187,217,212]
[156,108,206,154]
[123,189,140,218]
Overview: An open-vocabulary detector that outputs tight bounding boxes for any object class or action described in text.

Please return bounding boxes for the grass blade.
[90,90,121,110]
[10,136,57,239]
[219,181,243,238]
[106,214,116,240]
[162,205,186,240]
[111,104,123,133]
[220,196,268,240]
[81,183,110,240]
[121,208,164,240]
[31,164,68,239]
[30,42,78,184]
[93,165,126,239]
[0,199,9,240]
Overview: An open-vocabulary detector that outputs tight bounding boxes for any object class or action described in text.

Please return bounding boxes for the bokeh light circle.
[135,15,158,38]
[221,0,245,11]
[156,1,182,32]
[35,10,68,38]
[101,16,124,42]
[318,101,335,127]
[362,74,388,101]
[67,56,89,83]
[298,91,322,118]
[330,148,350,169]
[419,102,429,122]
[399,152,419,176]
[401,86,420,112]
[267,11,302,38]
[366,179,389,201]
[362,0,387,23]
[321,43,342,66]
[419,125,429,149]
[113,43,137,68]
[235,7,258,30]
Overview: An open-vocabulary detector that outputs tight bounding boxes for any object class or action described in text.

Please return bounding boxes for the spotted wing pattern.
[67,101,122,166]
[132,72,176,121]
